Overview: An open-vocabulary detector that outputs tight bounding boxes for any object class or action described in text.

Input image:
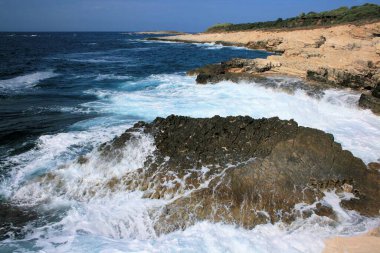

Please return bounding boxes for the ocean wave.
[192,42,248,50]
[1,74,380,251]
[0,123,130,198]
[85,74,380,163]
[67,58,127,63]
[0,71,58,91]
[1,124,378,252]
[139,39,248,50]
[94,74,132,81]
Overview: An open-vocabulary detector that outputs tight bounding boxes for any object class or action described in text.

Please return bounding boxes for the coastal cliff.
[155,22,380,114]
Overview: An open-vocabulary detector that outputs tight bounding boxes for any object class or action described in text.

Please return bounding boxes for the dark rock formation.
[373,85,380,98]
[306,68,376,89]
[189,58,378,91]
[0,202,38,240]
[13,116,378,236]
[188,58,278,84]
[99,115,379,234]
[359,93,380,114]
[190,58,380,114]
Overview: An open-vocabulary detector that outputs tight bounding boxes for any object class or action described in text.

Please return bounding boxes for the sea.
[0,32,379,253]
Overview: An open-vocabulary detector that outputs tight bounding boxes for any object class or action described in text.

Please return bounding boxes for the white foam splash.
[4,191,378,253]
[94,74,132,81]
[85,74,380,164]
[0,71,58,91]
[193,42,247,50]
[2,73,380,252]
[0,123,130,198]
[11,132,155,204]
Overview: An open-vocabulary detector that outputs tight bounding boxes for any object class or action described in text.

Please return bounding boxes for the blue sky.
[0,0,379,32]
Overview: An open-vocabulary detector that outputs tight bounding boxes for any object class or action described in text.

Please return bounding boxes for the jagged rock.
[161,22,380,90]
[98,115,379,234]
[368,162,380,171]
[359,93,380,114]
[13,116,380,235]
[373,85,380,98]
[246,39,284,53]
[306,67,376,89]
[188,58,281,84]
[0,203,38,240]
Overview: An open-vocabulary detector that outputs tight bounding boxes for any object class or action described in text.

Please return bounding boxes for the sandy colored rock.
[156,22,380,113]
[157,22,380,89]
[323,227,380,253]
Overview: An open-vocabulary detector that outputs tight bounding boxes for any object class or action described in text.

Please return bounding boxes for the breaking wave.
[0,71,58,91]
[84,74,380,164]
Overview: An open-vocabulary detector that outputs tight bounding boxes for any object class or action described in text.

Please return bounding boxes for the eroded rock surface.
[10,116,380,235]
[102,115,380,233]
[157,22,380,113]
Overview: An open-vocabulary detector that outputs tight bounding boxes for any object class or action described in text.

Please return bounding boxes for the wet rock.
[0,202,38,240]
[190,58,378,91]
[101,115,379,234]
[368,162,380,171]
[359,93,380,114]
[373,85,380,98]
[188,58,280,84]
[306,68,376,89]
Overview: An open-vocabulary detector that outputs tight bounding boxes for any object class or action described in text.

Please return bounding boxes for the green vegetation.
[206,3,380,32]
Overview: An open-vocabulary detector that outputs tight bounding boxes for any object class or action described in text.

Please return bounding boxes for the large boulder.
[100,115,379,234]
[10,116,379,235]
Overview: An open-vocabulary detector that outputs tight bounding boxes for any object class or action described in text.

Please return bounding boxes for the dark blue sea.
[0,32,379,252]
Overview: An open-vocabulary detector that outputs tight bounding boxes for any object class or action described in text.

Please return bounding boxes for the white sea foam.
[0,123,130,198]
[2,73,380,252]
[0,71,58,91]
[94,74,132,81]
[85,74,380,164]
[4,188,379,253]
[139,39,249,50]
[193,42,246,50]
[68,58,126,63]
[11,132,155,204]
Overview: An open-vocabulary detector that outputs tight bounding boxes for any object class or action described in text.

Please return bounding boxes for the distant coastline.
[135,30,188,35]
[153,20,380,114]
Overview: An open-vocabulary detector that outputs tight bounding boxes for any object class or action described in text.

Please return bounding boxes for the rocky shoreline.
[81,115,380,234]
[135,30,188,35]
[7,115,377,236]
[1,115,379,253]
[151,22,380,114]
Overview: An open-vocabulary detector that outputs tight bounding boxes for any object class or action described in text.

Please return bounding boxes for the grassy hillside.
[206,3,380,32]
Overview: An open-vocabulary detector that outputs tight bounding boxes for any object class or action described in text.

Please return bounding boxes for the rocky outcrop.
[306,68,377,89]
[11,116,379,235]
[157,22,380,113]
[359,93,380,114]
[358,83,380,113]
[100,115,379,233]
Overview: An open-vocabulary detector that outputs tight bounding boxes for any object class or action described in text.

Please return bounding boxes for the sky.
[0,0,379,32]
